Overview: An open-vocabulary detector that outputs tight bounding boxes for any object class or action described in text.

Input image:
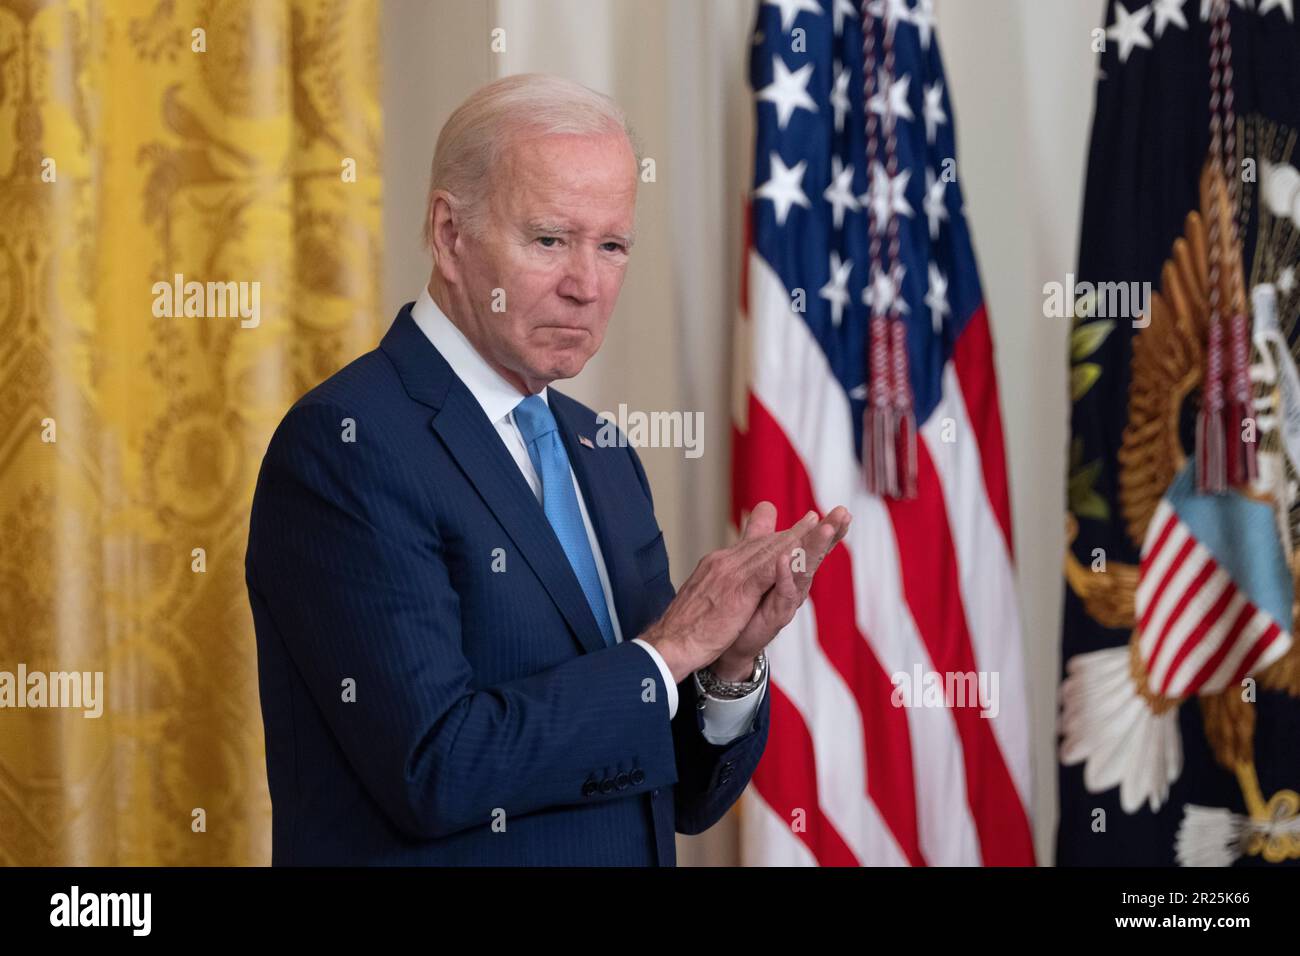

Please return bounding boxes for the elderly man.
[245,73,850,865]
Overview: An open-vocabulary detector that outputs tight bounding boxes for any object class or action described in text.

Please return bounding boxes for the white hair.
[423,73,641,251]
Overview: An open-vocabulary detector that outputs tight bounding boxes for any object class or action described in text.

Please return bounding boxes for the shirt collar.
[410,285,548,425]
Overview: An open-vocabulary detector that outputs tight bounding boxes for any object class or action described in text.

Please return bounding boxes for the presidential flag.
[733,0,1035,866]
[1059,0,1300,867]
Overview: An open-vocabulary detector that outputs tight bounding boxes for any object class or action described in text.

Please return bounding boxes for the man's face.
[451,129,637,394]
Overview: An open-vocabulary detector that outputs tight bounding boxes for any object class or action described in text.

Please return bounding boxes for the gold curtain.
[0,0,382,864]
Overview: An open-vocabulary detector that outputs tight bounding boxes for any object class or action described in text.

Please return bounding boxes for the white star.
[1278,265,1297,295]
[1107,2,1159,63]
[763,0,822,33]
[820,251,854,327]
[823,156,860,229]
[1259,0,1293,20]
[756,152,810,225]
[863,262,909,316]
[831,0,858,36]
[831,61,852,133]
[925,262,950,334]
[864,268,895,316]
[867,0,911,41]
[1152,0,1190,35]
[1200,0,1254,19]
[757,56,818,129]
[923,80,947,145]
[868,70,913,130]
[1108,3,1153,64]
[923,167,948,240]
[912,0,937,50]
[849,382,868,401]
[863,162,913,227]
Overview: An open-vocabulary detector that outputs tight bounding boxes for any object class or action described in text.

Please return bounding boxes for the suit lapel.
[380,305,609,656]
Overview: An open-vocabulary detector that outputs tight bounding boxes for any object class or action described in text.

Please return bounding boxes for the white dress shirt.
[411,287,766,744]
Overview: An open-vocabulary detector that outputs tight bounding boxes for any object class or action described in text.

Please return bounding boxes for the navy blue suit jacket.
[245,304,770,865]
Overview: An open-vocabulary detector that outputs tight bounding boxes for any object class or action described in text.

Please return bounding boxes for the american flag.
[732,0,1035,865]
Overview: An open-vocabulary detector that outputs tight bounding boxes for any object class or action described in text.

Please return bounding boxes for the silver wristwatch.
[696,652,767,700]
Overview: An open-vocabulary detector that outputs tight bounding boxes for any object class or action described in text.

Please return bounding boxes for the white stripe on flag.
[1199,610,1274,694]
[1146,569,1235,692]
[1141,541,1210,656]
[1136,514,1187,617]
[769,601,908,865]
[739,785,819,867]
[923,363,1033,808]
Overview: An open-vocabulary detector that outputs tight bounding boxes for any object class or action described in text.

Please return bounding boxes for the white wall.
[383,0,496,316]
[382,0,1107,866]
[936,0,1102,866]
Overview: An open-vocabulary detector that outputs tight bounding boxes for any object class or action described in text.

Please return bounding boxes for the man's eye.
[601,242,627,254]
[536,236,560,248]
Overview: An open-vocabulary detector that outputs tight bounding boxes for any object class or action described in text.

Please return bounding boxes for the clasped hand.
[640,501,852,684]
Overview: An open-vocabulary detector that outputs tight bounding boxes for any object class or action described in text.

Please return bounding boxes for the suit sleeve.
[622,438,771,835]
[245,401,681,841]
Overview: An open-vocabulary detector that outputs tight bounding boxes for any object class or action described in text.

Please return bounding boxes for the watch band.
[696,652,767,700]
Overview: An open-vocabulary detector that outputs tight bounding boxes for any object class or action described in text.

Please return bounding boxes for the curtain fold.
[0,0,382,865]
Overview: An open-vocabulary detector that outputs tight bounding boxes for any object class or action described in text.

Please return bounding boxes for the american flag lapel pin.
[578,435,594,449]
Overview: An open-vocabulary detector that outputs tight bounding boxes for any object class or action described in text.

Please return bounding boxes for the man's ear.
[429,192,464,285]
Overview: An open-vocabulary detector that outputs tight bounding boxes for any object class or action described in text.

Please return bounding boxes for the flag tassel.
[1195,401,1228,495]
[1226,309,1258,488]
[893,406,917,500]
[863,403,897,496]
[1197,309,1229,495]
[1225,396,1258,488]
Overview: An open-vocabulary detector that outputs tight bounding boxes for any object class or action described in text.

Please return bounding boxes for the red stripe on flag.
[883,442,1036,865]
[1140,511,1177,573]
[951,305,1014,561]
[1181,600,1254,696]
[734,395,926,866]
[1138,536,1198,635]
[751,684,861,867]
[1144,557,1216,680]
[1152,576,1236,697]
[1229,621,1284,688]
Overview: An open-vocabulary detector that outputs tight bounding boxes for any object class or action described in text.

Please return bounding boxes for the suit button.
[615,772,630,791]
[599,777,615,794]
[630,768,646,785]
[582,779,598,797]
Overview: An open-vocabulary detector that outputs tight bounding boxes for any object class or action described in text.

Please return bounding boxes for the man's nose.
[557,246,600,305]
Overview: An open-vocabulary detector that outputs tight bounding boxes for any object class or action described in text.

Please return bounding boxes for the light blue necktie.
[513,394,617,648]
